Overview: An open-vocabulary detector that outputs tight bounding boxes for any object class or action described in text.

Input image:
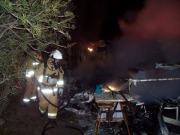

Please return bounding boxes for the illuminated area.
[108,85,116,91]
[87,47,93,52]
[25,70,35,78]
[57,80,64,86]
[103,89,110,92]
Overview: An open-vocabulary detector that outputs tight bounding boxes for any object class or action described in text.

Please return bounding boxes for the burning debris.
[42,63,180,135]
[65,91,95,115]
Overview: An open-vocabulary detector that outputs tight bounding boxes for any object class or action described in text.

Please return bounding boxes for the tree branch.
[0,78,10,85]
[0,20,17,40]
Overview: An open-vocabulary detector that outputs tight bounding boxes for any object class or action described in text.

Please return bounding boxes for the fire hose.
[39,86,84,135]
[39,87,67,109]
[41,120,84,135]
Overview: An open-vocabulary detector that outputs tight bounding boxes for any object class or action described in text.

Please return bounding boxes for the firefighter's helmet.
[51,50,63,60]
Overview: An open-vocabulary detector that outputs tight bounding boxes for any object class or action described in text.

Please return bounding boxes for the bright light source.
[23,98,30,103]
[103,89,111,92]
[26,70,34,78]
[30,96,37,100]
[88,47,93,52]
[108,85,116,91]
[33,62,39,66]
[38,75,44,83]
[57,80,64,86]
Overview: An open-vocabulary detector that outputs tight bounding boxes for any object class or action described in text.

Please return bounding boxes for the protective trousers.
[23,77,37,103]
[38,86,58,119]
[23,57,40,103]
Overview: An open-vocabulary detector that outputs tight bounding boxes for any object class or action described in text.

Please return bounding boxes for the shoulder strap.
[59,66,64,74]
[43,60,47,76]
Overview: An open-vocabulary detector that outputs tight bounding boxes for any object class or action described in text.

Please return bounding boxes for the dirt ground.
[1,92,179,135]
[1,94,87,135]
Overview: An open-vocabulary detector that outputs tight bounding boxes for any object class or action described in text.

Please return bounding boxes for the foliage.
[0,125,9,135]
[0,0,75,107]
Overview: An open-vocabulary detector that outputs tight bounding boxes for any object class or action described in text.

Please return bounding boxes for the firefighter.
[35,50,64,120]
[23,53,42,104]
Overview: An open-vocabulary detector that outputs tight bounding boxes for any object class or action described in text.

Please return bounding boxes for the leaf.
[64,11,74,17]
[19,14,28,25]
[32,23,42,37]
[51,1,60,13]
[0,0,13,13]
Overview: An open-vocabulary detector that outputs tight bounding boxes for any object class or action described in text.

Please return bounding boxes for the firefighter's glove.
[58,88,63,96]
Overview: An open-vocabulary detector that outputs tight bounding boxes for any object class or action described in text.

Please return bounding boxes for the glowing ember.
[88,47,93,52]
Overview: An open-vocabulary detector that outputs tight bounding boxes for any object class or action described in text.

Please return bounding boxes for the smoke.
[130,68,180,104]
[119,0,180,40]
[112,0,180,77]
[74,57,112,85]
[110,39,165,78]
[113,0,180,103]
[74,0,180,88]
[74,60,96,84]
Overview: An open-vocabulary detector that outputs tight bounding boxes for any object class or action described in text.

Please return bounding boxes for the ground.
[0,94,87,135]
[1,92,180,135]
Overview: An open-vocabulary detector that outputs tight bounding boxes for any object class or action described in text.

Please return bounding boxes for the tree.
[0,0,75,117]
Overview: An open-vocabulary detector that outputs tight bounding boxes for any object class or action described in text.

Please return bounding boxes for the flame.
[102,85,117,92]
[87,47,93,52]
[108,85,116,91]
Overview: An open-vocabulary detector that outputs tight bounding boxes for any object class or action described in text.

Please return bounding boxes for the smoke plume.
[74,0,180,90]
[119,0,180,40]
[113,0,180,75]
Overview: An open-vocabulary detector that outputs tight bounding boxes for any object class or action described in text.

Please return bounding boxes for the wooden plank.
[95,92,133,103]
